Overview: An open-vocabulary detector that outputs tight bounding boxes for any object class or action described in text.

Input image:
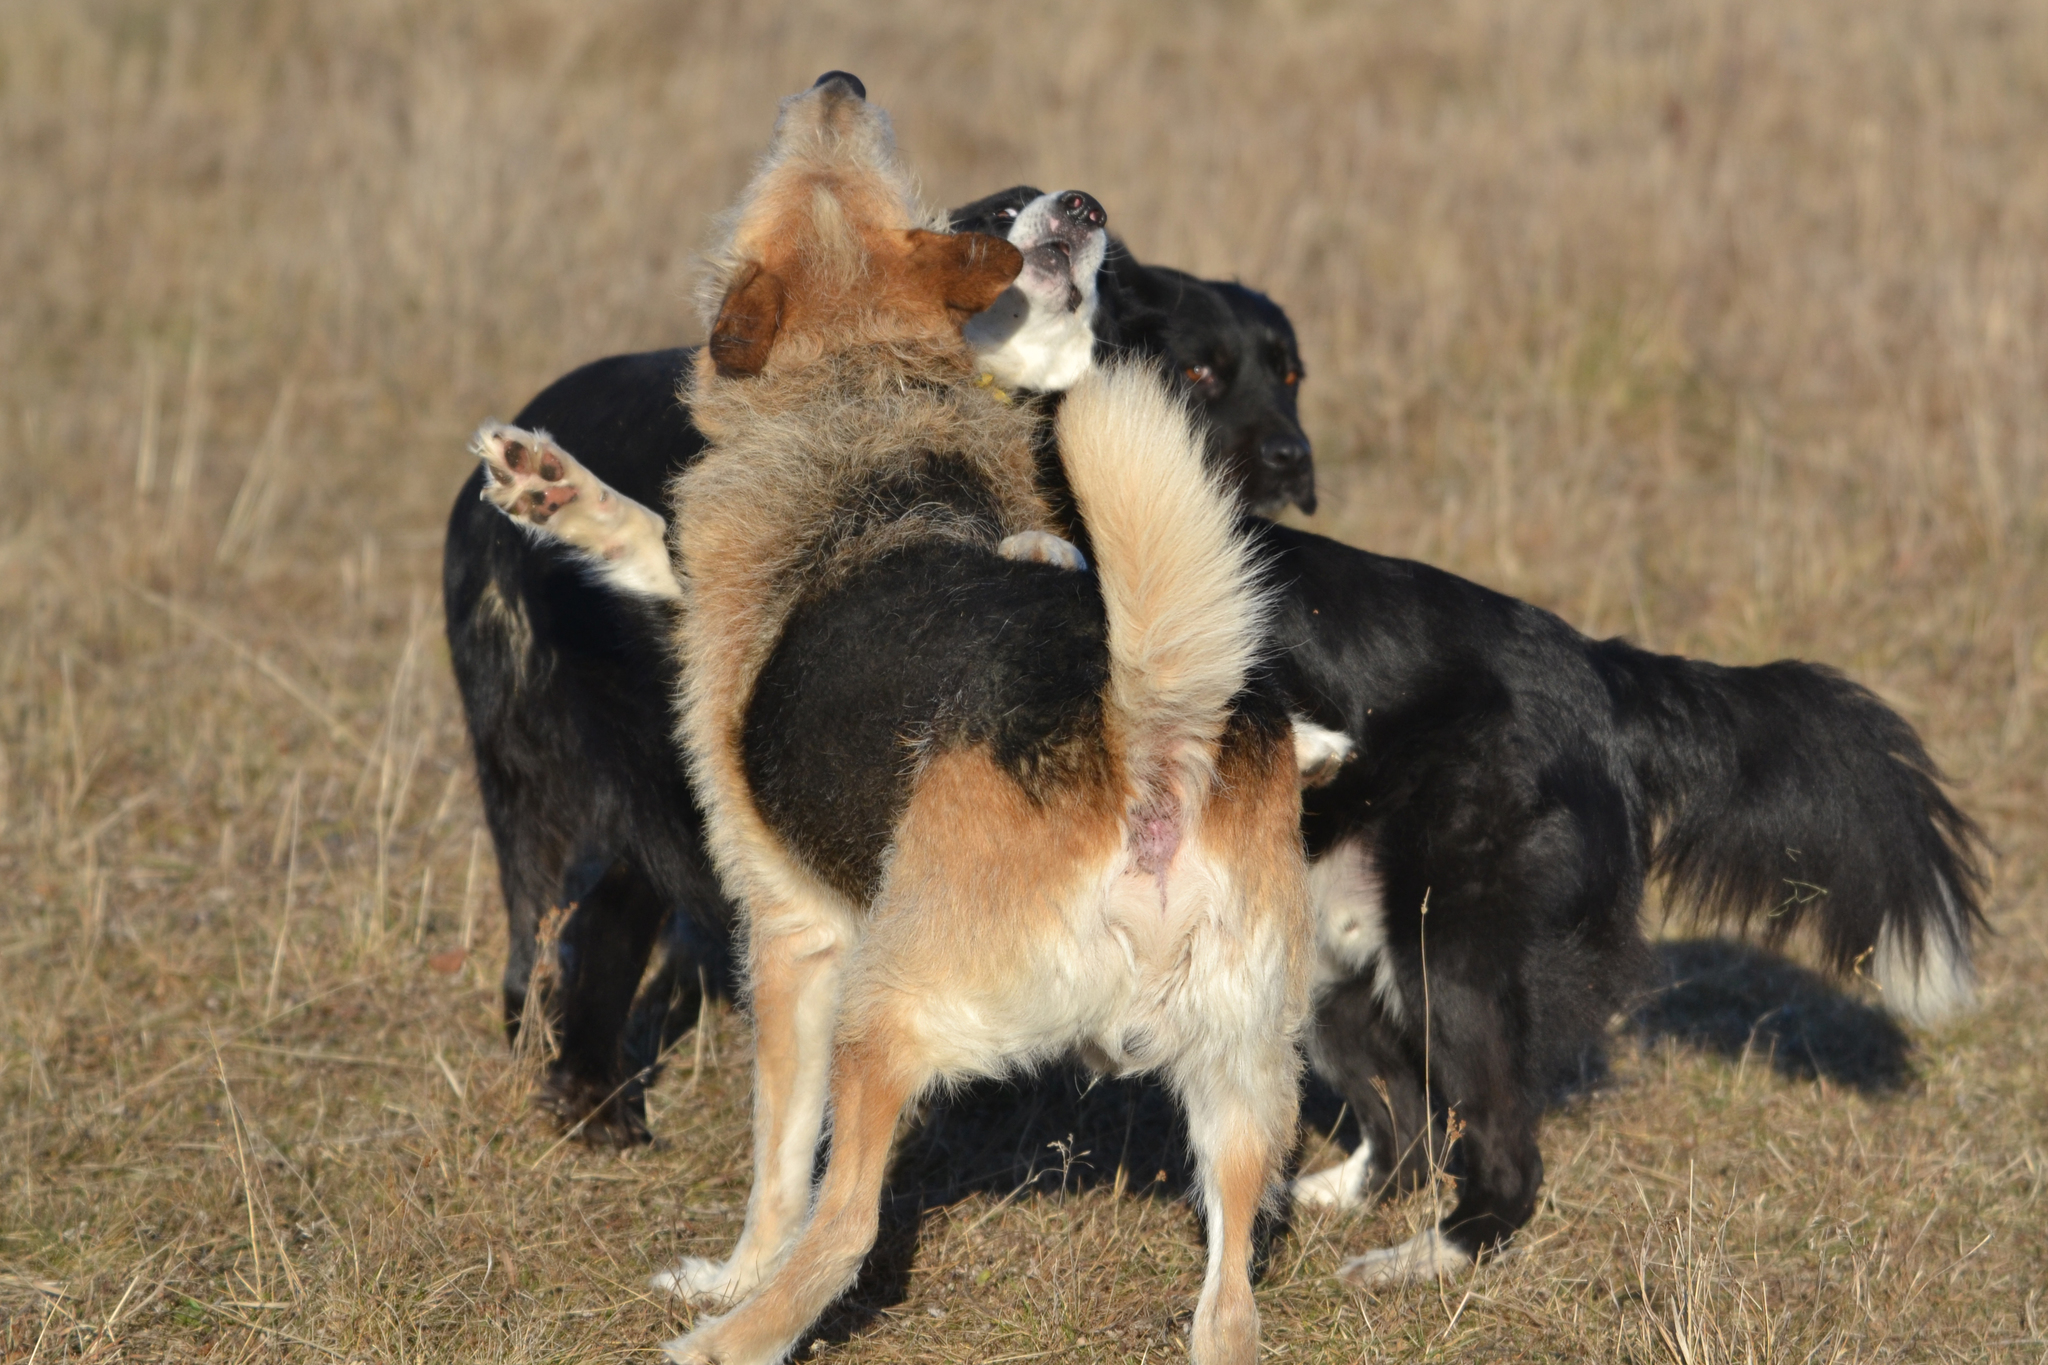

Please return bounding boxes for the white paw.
[650,1255,752,1308]
[1290,1139,1375,1212]
[472,423,590,528]
[998,530,1088,572]
[660,1333,718,1365]
[1336,1228,1474,1287]
[1290,717,1355,787]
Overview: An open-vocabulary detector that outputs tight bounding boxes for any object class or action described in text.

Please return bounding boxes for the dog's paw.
[1335,1228,1474,1287]
[661,1318,772,1365]
[472,422,592,528]
[651,1255,752,1308]
[1290,1139,1375,1213]
[998,530,1088,572]
[1291,718,1356,788]
[537,1066,651,1148]
[659,1332,719,1365]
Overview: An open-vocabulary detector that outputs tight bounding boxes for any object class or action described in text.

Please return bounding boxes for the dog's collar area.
[973,372,1013,404]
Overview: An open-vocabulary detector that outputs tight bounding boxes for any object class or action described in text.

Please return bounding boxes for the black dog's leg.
[1332,962,1540,1286]
[481,798,567,1041]
[1297,979,1440,1211]
[1420,974,1543,1257]
[542,850,671,1145]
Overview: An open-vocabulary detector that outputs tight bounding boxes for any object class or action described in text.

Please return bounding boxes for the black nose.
[1259,433,1311,470]
[1056,190,1107,229]
[813,71,866,100]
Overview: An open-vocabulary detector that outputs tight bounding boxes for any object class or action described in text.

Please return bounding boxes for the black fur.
[1253,520,1984,1258]
[949,187,1315,516]
[443,346,723,1143]
[1104,254,1314,515]
[745,527,1109,904]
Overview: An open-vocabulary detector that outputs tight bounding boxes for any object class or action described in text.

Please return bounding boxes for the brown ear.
[709,262,785,377]
[907,230,1024,319]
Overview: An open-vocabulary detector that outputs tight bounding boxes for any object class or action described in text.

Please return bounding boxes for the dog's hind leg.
[653,897,854,1306]
[541,851,669,1146]
[1174,1037,1300,1365]
[664,1029,925,1365]
[471,422,681,600]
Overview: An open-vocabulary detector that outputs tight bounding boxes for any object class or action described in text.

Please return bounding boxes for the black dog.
[1106,254,1315,514]
[442,191,1312,1141]
[1246,522,1982,1281]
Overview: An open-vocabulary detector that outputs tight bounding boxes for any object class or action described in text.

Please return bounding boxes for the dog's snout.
[812,71,866,100]
[1057,191,1107,229]
[1259,433,1311,470]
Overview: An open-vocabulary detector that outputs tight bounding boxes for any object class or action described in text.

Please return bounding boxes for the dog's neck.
[965,292,1099,395]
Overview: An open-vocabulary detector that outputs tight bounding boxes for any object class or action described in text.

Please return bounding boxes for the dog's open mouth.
[1010,191,1106,315]
[961,189,1108,388]
[1022,241,1084,312]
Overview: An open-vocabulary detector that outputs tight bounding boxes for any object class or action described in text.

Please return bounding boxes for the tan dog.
[654,75,1310,1365]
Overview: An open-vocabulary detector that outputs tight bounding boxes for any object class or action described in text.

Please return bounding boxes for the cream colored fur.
[1053,364,1272,816]
[1873,878,1977,1026]
[1337,1227,1475,1285]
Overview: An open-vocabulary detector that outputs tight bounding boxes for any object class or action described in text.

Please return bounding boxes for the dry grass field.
[4,1,2045,1360]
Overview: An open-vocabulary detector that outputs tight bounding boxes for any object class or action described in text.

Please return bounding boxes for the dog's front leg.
[653,909,851,1306]
[470,422,681,600]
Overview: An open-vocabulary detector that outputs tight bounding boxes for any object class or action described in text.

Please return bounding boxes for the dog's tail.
[1055,363,1269,823]
[1603,644,1988,1025]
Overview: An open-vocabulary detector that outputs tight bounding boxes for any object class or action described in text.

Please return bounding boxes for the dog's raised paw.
[998,530,1088,572]
[472,422,588,527]
[1335,1228,1474,1287]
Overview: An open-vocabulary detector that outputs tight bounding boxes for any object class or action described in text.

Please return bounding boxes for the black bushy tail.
[1600,643,1988,1025]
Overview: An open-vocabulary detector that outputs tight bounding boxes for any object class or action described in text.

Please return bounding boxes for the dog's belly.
[742,543,1110,903]
[881,827,1302,1085]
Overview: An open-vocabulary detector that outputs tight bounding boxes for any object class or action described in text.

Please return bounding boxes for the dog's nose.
[1057,191,1107,229]
[1257,434,1316,514]
[1259,433,1311,471]
[812,71,866,100]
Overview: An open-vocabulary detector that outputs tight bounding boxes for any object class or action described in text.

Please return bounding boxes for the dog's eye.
[1184,364,1216,387]
[995,208,1018,223]
[1283,371,1300,387]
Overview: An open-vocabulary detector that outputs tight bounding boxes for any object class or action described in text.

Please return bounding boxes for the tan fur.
[656,77,1310,1365]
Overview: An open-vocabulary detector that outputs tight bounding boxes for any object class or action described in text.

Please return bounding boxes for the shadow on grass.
[1629,938,1912,1092]
[808,937,1911,1345]
[812,1066,1198,1345]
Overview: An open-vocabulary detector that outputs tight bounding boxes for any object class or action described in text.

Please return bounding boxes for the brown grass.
[2,1,2044,1360]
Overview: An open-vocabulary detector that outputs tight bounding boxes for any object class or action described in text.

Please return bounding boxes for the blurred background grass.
[2,1,2043,1360]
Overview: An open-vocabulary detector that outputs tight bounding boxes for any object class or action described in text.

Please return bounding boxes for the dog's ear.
[906,230,1024,319]
[709,262,785,377]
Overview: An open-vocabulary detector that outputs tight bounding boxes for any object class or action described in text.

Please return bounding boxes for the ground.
[2,2,2044,1361]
